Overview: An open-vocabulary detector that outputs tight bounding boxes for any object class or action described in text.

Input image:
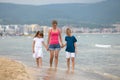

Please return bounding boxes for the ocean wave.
[95,44,111,48]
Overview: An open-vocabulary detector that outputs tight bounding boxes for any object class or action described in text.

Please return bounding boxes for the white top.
[33,37,44,48]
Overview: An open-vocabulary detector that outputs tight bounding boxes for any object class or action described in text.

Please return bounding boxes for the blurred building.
[112,23,120,33]
[23,24,42,35]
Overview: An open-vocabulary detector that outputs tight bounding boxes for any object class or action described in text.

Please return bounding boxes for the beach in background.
[0,34,120,80]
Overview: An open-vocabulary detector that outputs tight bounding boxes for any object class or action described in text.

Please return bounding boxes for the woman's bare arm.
[42,41,47,50]
[47,29,50,45]
[59,29,63,46]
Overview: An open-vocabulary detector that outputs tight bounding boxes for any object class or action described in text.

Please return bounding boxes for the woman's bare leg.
[50,50,54,68]
[54,50,59,70]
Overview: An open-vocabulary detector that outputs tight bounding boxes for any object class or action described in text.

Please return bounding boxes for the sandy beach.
[0,57,84,80]
[0,57,120,80]
[0,57,35,80]
[0,56,92,80]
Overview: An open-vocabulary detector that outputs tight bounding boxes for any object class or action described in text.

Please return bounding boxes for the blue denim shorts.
[49,44,61,50]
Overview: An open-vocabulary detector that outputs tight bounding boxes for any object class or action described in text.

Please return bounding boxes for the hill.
[0,0,120,27]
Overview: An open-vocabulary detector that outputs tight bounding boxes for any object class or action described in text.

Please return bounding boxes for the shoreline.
[0,33,120,37]
[73,33,120,35]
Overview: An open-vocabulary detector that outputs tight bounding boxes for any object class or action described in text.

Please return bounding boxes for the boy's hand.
[61,45,64,48]
[75,49,77,54]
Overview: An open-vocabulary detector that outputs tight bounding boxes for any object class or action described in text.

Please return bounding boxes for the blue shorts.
[49,44,61,51]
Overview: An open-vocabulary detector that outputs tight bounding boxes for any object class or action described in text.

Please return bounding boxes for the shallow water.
[0,34,120,80]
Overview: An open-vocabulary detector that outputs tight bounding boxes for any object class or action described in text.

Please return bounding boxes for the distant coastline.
[0,24,120,36]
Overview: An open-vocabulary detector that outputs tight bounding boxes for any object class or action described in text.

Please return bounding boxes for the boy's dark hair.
[52,20,58,25]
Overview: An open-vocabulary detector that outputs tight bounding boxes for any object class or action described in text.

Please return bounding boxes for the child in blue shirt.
[62,28,77,73]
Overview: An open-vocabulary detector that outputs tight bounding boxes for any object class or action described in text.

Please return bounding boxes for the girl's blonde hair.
[66,28,71,36]
[34,31,44,38]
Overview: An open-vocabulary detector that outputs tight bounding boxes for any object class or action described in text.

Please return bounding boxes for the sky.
[0,0,106,5]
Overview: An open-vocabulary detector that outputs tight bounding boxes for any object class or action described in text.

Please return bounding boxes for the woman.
[47,20,63,70]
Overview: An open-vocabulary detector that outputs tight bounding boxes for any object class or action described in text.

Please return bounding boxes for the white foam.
[95,44,111,48]
[28,36,32,38]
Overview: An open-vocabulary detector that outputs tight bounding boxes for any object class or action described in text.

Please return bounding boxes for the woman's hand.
[61,43,66,48]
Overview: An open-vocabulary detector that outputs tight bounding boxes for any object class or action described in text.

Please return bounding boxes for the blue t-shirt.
[65,36,77,53]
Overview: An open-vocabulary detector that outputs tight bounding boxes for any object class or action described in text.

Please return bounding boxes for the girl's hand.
[47,47,49,51]
[46,45,49,51]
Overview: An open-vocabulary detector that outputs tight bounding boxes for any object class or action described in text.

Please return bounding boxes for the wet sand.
[31,66,120,80]
[0,57,34,80]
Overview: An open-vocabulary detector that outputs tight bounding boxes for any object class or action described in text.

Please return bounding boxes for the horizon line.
[0,1,105,6]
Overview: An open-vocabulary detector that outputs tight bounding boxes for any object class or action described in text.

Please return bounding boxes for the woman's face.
[52,23,57,28]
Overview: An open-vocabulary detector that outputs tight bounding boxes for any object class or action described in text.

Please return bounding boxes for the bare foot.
[54,67,57,72]
[37,65,42,69]
[48,67,53,71]
[71,70,74,74]
[66,69,70,74]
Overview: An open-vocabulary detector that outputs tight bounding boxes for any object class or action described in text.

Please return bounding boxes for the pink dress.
[49,28,60,45]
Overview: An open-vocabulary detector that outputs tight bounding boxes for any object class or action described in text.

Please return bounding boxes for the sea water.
[0,34,120,80]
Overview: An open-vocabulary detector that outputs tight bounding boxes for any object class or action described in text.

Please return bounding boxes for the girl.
[62,28,77,73]
[47,20,63,70]
[32,31,47,68]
